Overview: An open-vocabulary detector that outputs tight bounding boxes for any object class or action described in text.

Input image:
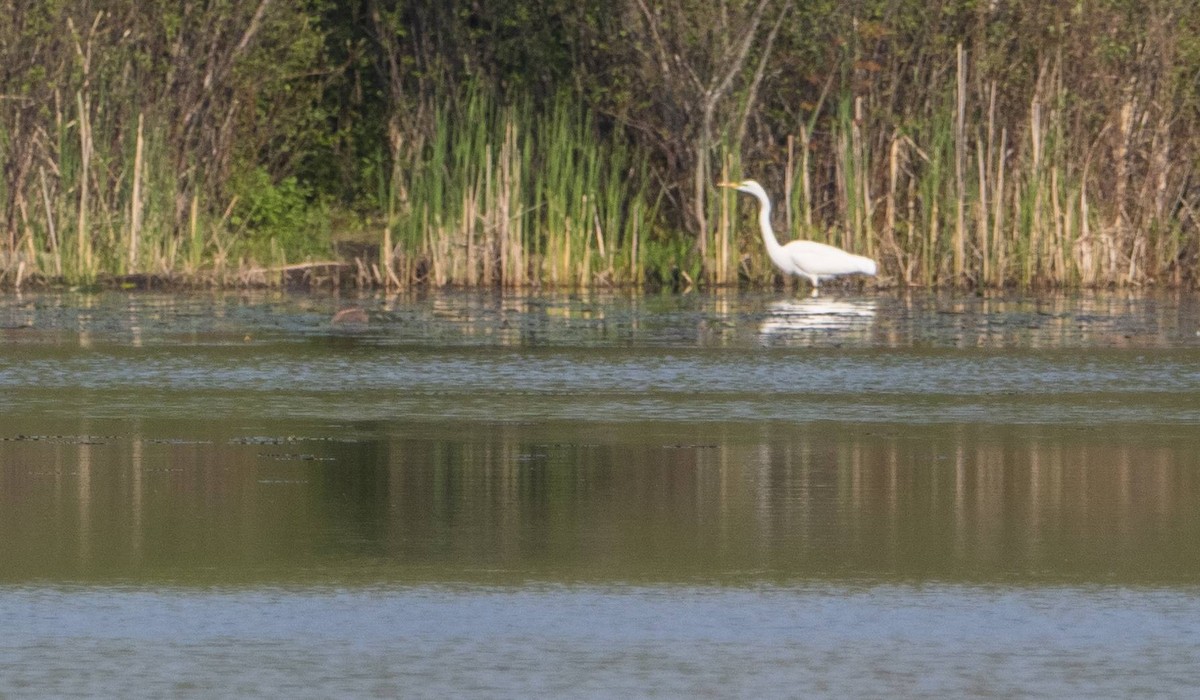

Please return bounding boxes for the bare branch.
[707,0,770,103]
[633,0,673,78]
[738,1,792,146]
[234,0,272,57]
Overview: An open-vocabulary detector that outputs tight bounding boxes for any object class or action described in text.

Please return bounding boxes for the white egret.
[719,179,877,296]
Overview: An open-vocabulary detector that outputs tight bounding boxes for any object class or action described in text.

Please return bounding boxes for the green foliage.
[641,235,699,289]
[229,168,330,262]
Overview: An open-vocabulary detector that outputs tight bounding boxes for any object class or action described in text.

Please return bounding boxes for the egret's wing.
[785,240,876,277]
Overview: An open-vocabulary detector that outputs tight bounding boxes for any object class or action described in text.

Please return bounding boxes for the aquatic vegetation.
[0,2,1197,290]
[380,89,660,288]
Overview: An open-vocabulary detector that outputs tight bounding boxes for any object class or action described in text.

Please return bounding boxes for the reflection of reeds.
[3,414,1189,582]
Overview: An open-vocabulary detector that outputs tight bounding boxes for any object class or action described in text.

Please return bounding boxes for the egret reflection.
[758,297,877,340]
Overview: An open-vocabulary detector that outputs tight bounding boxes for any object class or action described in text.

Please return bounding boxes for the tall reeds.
[380,89,659,288]
[25,91,186,286]
[1,5,1195,291]
[724,42,1185,291]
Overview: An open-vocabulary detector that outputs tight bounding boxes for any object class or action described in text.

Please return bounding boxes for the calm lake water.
[2,289,1200,696]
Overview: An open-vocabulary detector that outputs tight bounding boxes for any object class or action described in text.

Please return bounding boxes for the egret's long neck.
[753,191,786,260]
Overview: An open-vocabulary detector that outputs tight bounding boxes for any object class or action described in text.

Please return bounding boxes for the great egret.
[720,179,877,296]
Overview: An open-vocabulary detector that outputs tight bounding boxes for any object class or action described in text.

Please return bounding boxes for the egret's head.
[718,179,766,198]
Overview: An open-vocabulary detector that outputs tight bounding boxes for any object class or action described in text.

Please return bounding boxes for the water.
[4,585,1199,697]
[2,289,1200,696]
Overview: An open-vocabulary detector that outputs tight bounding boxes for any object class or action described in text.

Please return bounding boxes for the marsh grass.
[716,46,1184,291]
[10,92,354,289]
[380,89,661,288]
[22,97,210,287]
[0,54,1191,291]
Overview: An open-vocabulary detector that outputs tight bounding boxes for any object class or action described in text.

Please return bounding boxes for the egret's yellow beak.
[717,181,738,188]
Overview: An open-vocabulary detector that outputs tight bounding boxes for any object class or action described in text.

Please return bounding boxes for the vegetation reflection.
[2,420,1197,585]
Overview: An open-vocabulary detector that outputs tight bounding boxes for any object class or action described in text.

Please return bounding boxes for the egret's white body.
[720,179,876,295]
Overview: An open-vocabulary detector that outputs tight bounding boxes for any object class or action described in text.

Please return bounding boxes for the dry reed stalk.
[925,170,939,287]
[1029,97,1044,285]
[717,155,730,285]
[1063,182,1077,285]
[498,121,514,285]
[383,232,401,288]
[834,126,846,246]
[851,96,867,254]
[954,43,966,280]
[985,81,997,187]
[486,138,499,286]
[883,135,907,285]
[594,210,612,283]
[785,134,795,227]
[381,225,394,289]
[542,222,555,287]
[507,200,523,289]
[1128,235,1143,284]
[592,206,606,258]
[1011,171,1023,285]
[20,199,36,270]
[630,200,641,285]
[581,209,592,285]
[1051,165,1065,281]
[465,185,476,285]
[129,112,144,271]
[884,132,909,285]
[1149,116,1172,279]
[512,198,525,288]
[906,170,917,285]
[885,134,897,243]
[1111,94,1135,283]
[38,166,62,277]
[187,191,200,273]
[857,96,873,259]
[976,134,988,286]
[800,124,813,229]
[354,257,369,287]
[992,127,1007,286]
[486,138,500,286]
[76,91,92,278]
[561,219,571,285]
[1078,168,1094,284]
[436,220,450,286]
[422,211,437,285]
[982,82,997,286]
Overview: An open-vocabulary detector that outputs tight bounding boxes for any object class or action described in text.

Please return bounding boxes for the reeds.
[738,44,1187,290]
[22,90,191,286]
[0,34,1193,291]
[380,88,660,289]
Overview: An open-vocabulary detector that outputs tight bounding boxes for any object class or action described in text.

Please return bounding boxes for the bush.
[229,168,330,263]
